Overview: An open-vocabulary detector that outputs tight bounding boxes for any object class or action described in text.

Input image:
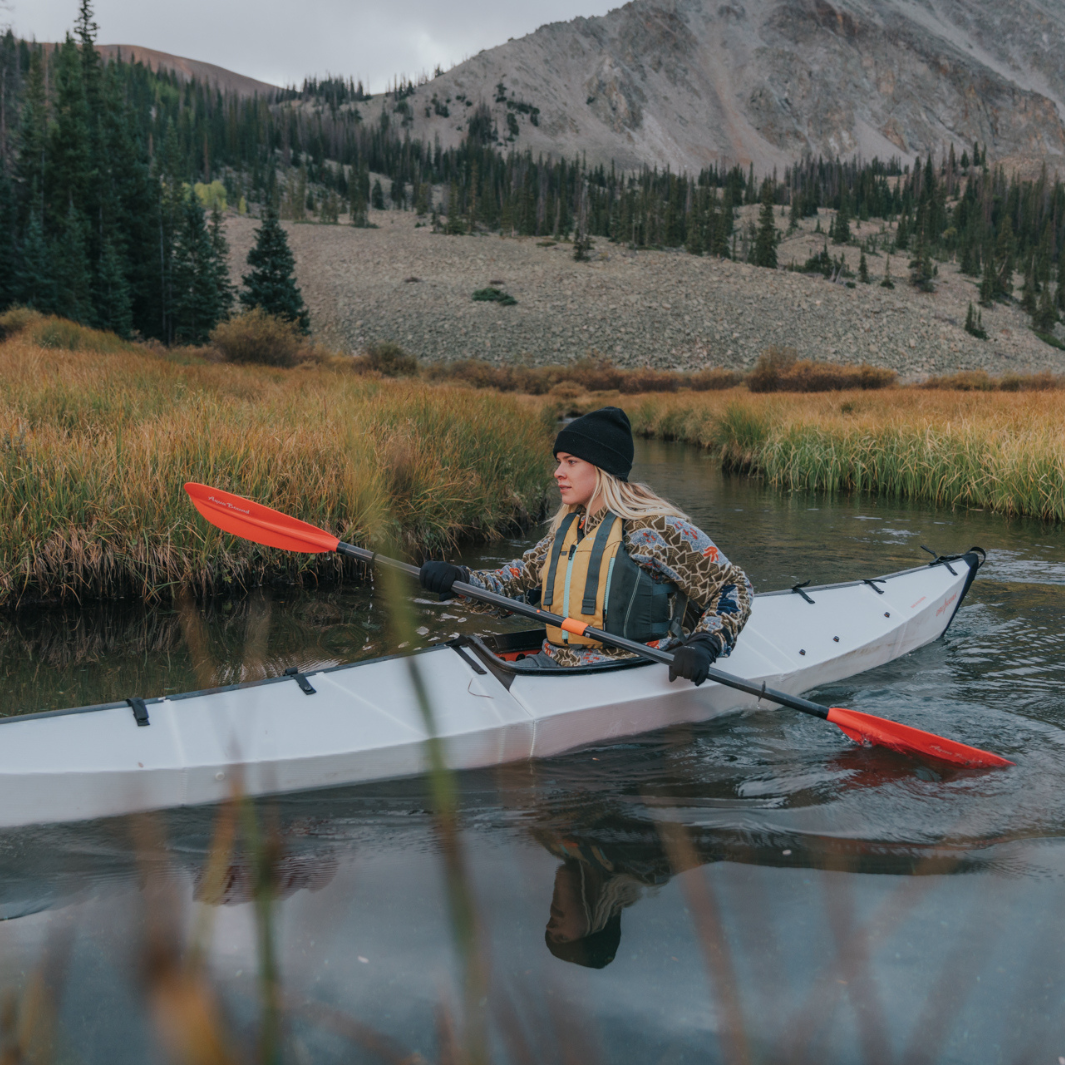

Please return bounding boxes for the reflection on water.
[1,437,1064,1062]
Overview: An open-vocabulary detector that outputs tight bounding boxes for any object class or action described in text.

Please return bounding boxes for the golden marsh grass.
[0,330,551,605]
[573,389,1065,522]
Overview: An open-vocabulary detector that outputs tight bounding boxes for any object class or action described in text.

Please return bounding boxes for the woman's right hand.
[419,561,467,596]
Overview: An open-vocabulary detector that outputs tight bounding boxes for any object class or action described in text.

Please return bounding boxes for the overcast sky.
[16,0,616,90]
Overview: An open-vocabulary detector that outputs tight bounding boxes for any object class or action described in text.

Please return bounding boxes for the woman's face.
[546,865,590,944]
[554,452,599,509]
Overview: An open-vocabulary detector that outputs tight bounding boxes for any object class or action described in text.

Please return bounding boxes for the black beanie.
[553,407,634,481]
[545,913,622,969]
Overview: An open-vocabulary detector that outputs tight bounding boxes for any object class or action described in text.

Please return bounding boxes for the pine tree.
[51,203,92,322]
[1057,249,1065,314]
[993,219,1015,299]
[371,179,385,211]
[1032,283,1058,334]
[172,191,218,344]
[17,52,48,222]
[445,180,465,234]
[859,249,870,283]
[240,210,309,333]
[880,254,895,289]
[979,248,997,306]
[684,190,704,256]
[894,211,910,250]
[908,229,936,292]
[19,213,55,311]
[1020,255,1037,313]
[208,206,236,318]
[753,179,778,268]
[831,199,851,245]
[964,301,987,339]
[93,239,133,337]
[349,164,369,227]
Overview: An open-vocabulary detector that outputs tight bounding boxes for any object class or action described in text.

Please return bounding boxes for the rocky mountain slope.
[388,0,1065,174]
[223,209,1065,378]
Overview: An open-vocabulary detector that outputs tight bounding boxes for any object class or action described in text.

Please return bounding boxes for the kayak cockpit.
[451,630,655,689]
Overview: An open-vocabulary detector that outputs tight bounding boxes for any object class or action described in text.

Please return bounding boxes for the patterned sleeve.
[457,531,554,615]
[624,516,753,657]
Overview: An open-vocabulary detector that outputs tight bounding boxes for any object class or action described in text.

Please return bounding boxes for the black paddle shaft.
[335,541,831,721]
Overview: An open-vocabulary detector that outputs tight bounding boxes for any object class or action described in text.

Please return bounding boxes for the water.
[1,438,1064,1063]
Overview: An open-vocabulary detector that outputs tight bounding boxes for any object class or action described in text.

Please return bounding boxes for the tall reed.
[567,390,1065,522]
[0,334,551,605]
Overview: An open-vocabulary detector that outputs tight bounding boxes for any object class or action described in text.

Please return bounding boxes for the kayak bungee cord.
[184,483,1013,770]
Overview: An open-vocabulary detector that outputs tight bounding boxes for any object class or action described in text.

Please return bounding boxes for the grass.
[557,389,1065,522]
[0,324,551,605]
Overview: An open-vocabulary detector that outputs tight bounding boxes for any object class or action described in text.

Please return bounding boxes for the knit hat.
[544,913,621,969]
[553,407,634,481]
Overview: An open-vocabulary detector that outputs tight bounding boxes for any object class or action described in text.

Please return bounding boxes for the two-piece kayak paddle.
[184,483,1012,769]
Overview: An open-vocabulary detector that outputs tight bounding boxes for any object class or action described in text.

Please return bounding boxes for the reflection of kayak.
[0,552,982,829]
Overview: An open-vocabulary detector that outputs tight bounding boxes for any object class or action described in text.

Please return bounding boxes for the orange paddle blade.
[827,706,1013,768]
[184,483,339,554]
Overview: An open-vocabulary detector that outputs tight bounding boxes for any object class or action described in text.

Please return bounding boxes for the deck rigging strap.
[791,580,815,604]
[863,578,887,594]
[284,667,317,695]
[126,697,150,727]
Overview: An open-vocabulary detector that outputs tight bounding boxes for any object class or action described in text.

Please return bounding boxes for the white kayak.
[0,550,983,829]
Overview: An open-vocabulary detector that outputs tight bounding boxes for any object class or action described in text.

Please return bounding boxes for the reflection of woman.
[539,825,672,969]
[420,407,752,678]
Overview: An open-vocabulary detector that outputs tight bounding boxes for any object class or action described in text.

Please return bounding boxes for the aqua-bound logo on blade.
[208,495,251,515]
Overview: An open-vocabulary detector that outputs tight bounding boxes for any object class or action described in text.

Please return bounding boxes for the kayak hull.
[0,553,981,828]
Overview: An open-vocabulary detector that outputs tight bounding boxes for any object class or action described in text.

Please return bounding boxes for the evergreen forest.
[5,2,1064,342]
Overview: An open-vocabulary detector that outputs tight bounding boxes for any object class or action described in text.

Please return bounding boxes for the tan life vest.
[540,512,682,648]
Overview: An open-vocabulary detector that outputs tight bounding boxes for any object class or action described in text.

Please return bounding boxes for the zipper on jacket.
[561,544,578,642]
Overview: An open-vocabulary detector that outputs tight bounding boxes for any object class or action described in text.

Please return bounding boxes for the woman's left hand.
[667,634,720,686]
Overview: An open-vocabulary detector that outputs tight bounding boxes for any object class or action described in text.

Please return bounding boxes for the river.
[0,437,1062,1064]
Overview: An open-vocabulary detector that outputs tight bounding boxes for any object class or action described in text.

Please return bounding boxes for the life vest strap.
[542,511,577,608]
[581,513,619,614]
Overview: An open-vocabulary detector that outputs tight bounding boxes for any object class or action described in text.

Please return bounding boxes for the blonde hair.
[549,466,688,533]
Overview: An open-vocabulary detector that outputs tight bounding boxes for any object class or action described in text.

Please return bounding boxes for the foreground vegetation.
[566,390,1065,523]
[0,321,550,605]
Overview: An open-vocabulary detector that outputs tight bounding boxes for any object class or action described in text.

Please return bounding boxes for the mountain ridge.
[384,0,1065,173]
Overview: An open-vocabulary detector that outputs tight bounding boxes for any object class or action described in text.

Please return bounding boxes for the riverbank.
[0,326,550,605]
[554,390,1065,522]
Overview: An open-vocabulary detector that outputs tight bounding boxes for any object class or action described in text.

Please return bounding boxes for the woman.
[419,406,752,684]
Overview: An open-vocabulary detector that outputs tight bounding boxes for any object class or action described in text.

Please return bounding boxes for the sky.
[16,0,617,91]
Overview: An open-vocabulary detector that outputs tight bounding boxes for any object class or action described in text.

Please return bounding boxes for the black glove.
[668,634,720,687]
[419,560,468,597]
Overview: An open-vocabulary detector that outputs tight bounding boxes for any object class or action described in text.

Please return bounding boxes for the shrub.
[688,368,744,391]
[920,370,995,391]
[0,307,44,340]
[355,341,419,377]
[746,347,797,392]
[472,287,517,306]
[747,347,895,392]
[24,315,139,354]
[209,308,302,367]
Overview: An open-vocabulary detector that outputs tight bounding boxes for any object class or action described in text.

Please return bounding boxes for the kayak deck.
[0,551,983,828]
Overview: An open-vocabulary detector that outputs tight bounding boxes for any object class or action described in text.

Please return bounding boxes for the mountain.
[96,44,279,98]
[385,0,1065,173]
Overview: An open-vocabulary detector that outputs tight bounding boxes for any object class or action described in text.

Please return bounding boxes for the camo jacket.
[462,511,753,667]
